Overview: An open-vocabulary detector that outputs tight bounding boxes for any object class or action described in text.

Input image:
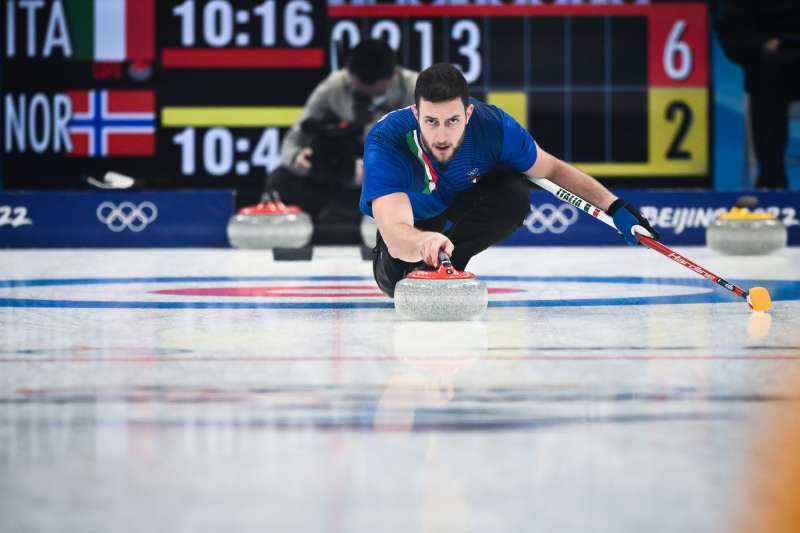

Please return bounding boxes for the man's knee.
[494,177,532,227]
[372,232,406,298]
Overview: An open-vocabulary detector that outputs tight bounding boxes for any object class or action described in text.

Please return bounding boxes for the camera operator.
[265,39,418,226]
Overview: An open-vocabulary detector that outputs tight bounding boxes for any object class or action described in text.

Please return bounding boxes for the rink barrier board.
[0,190,797,247]
[0,191,234,247]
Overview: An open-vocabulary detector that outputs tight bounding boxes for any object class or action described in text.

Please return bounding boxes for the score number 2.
[665,101,692,160]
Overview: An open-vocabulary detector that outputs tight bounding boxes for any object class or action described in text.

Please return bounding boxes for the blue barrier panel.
[505,190,800,246]
[0,191,234,247]
[2,189,796,248]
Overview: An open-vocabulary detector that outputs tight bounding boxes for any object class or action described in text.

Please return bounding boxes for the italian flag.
[405,130,438,194]
[66,0,154,62]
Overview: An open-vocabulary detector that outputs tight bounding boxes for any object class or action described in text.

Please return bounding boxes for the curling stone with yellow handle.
[706,207,787,255]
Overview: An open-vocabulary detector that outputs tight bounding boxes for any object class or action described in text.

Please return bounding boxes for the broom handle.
[527,176,748,300]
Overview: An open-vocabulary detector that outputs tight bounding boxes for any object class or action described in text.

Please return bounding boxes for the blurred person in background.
[715,0,800,189]
[265,39,418,230]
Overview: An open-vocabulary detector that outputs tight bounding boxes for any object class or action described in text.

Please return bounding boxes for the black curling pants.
[372,167,532,298]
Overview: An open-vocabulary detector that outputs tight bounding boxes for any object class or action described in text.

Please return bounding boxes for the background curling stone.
[360,216,378,261]
[394,252,488,321]
[227,192,313,260]
[360,216,378,249]
[706,206,787,255]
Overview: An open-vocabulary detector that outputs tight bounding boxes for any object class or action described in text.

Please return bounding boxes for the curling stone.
[359,216,378,261]
[227,192,313,260]
[394,252,488,321]
[360,215,378,249]
[706,206,787,255]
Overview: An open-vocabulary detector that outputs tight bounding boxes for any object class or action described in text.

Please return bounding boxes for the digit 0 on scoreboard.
[328,2,709,179]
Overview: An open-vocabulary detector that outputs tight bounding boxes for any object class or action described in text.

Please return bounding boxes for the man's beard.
[420,129,467,164]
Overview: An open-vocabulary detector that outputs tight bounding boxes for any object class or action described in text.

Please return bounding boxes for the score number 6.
[663,20,692,81]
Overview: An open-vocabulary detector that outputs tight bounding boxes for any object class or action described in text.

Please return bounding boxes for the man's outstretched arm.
[525,145,659,245]
[525,146,617,211]
[372,192,454,266]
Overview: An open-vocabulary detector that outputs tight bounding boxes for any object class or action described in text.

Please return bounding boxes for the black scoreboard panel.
[1,1,709,190]
[549,15,650,164]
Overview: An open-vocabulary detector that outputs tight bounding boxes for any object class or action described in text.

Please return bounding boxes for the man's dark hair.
[414,63,470,107]
[346,39,397,85]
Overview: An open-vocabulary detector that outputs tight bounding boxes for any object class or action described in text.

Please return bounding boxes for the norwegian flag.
[67,90,155,157]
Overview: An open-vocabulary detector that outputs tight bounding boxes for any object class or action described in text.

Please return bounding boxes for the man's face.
[413,98,474,164]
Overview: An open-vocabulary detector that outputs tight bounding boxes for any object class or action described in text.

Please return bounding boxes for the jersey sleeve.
[498,108,538,172]
[359,133,414,217]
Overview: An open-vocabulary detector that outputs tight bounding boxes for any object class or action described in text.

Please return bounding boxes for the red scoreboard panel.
[328,2,709,180]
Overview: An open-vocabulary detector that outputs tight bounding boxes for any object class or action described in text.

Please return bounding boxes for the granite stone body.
[706,219,787,255]
[360,216,378,249]
[394,278,488,321]
[227,212,313,249]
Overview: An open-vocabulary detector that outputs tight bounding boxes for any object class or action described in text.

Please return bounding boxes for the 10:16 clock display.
[171,0,315,48]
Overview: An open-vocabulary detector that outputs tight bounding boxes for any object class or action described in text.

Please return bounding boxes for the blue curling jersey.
[359,97,538,220]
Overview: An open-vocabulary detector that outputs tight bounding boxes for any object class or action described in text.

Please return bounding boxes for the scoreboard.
[1,0,709,190]
[328,2,708,179]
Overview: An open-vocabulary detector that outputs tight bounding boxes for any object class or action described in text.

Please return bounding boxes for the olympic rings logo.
[523,203,579,234]
[96,201,158,232]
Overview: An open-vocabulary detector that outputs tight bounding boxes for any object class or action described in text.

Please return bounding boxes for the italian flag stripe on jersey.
[405,130,438,194]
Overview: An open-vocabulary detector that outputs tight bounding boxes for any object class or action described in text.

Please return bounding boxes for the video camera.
[301,117,363,187]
